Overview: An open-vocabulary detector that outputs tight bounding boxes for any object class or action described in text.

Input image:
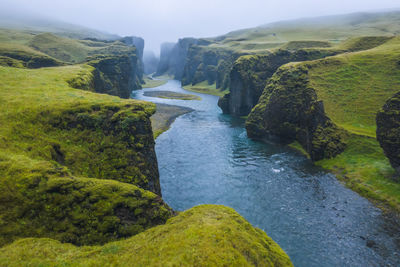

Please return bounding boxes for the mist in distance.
[1,0,399,54]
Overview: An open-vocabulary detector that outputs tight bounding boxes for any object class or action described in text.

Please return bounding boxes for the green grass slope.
[0,29,136,66]
[28,33,92,63]
[0,65,172,245]
[298,37,400,211]
[0,205,293,267]
[308,37,400,137]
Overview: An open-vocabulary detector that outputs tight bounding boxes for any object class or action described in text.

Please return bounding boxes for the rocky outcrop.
[86,55,141,98]
[47,103,162,195]
[246,64,346,161]
[376,91,400,177]
[220,49,338,116]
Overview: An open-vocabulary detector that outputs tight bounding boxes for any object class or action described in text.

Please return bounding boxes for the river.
[132,80,399,267]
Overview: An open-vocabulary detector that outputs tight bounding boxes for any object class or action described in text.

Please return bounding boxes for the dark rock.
[376,91,400,178]
[87,55,141,98]
[366,239,376,248]
[246,64,346,161]
[120,36,145,83]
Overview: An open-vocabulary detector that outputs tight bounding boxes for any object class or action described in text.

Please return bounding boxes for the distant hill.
[207,11,400,52]
[0,12,120,40]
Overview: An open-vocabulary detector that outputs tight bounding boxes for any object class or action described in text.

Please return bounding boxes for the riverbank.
[151,103,193,138]
[183,81,228,97]
[142,76,168,88]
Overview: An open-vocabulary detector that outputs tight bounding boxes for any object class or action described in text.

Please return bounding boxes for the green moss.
[28,33,92,63]
[0,152,173,246]
[307,37,400,137]
[316,134,400,212]
[0,42,63,68]
[0,205,293,266]
[0,65,172,245]
[246,64,346,161]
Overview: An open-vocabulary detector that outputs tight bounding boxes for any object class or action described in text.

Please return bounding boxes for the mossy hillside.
[376,92,400,176]
[0,65,161,194]
[246,64,347,161]
[0,152,172,246]
[28,33,92,63]
[209,11,400,52]
[0,65,174,245]
[0,42,63,68]
[307,36,400,137]
[280,40,332,50]
[0,205,293,267]
[219,36,394,117]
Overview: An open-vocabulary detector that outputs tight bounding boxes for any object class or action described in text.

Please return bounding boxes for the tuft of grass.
[0,205,293,267]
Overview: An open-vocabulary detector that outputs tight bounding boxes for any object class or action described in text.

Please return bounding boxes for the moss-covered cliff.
[0,205,293,266]
[219,49,338,116]
[246,64,347,161]
[377,91,400,177]
[86,55,142,98]
[0,64,170,246]
[181,45,239,90]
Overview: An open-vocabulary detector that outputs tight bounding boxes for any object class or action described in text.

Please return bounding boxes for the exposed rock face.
[181,46,239,89]
[120,36,145,83]
[156,42,175,76]
[87,55,141,98]
[156,38,200,79]
[220,49,338,116]
[143,50,159,74]
[246,64,346,161]
[376,91,400,177]
[48,103,162,195]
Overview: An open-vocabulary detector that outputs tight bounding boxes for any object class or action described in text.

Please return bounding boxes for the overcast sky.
[1,0,399,53]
